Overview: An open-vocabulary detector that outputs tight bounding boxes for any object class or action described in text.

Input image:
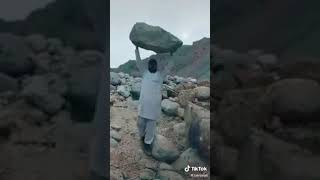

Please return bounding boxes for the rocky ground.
[212,45,320,179]
[110,72,210,179]
[0,33,103,179]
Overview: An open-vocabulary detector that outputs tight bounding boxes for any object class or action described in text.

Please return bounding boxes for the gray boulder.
[66,66,100,119]
[195,86,210,101]
[172,148,206,172]
[110,72,121,86]
[21,75,65,114]
[130,82,141,100]
[266,78,320,122]
[161,99,179,116]
[25,34,48,52]
[117,85,131,98]
[151,134,179,163]
[0,33,34,76]
[130,22,183,53]
[47,38,63,54]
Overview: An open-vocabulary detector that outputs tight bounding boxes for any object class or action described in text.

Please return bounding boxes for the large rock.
[0,73,19,93]
[0,33,34,76]
[151,134,179,163]
[21,75,65,114]
[161,99,179,116]
[117,85,131,98]
[195,86,210,101]
[110,72,121,86]
[217,88,268,146]
[172,148,206,172]
[266,78,320,122]
[262,152,320,180]
[31,52,52,74]
[184,103,210,159]
[66,66,100,121]
[130,82,141,100]
[130,22,183,53]
[177,89,195,108]
[25,34,48,53]
[0,100,48,137]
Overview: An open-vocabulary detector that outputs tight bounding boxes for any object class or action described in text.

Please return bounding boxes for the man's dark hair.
[148,59,157,73]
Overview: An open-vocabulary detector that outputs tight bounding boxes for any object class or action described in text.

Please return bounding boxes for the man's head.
[148,59,157,73]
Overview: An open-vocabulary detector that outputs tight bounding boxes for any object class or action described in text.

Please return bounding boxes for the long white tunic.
[138,71,163,120]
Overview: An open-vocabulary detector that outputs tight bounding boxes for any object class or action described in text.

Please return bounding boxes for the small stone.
[111,130,122,142]
[111,123,122,131]
[110,138,118,148]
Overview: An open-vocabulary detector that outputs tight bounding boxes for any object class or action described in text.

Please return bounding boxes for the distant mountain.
[214,0,320,59]
[112,38,210,81]
[0,0,100,50]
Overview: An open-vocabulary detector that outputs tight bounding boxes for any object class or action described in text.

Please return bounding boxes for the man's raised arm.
[135,46,146,73]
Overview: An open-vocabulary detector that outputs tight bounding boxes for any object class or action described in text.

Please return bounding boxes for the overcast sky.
[110,0,210,68]
[0,0,53,21]
[0,0,210,68]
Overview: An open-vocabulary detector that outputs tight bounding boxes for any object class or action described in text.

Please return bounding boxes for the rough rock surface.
[130,22,183,53]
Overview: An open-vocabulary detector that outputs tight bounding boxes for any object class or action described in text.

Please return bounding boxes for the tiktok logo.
[184,165,190,172]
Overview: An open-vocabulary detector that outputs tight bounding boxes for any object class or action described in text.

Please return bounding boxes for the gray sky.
[0,0,53,21]
[110,0,210,68]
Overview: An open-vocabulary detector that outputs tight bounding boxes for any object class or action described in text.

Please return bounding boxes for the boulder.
[130,82,141,100]
[21,75,65,114]
[25,34,48,52]
[173,122,186,137]
[0,33,34,76]
[161,99,179,116]
[177,89,195,108]
[0,73,19,93]
[130,22,183,53]
[195,86,210,101]
[266,78,320,122]
[177,108,184,119]
[263,151,320,179]
[0,100,48,134]
[66,66,100,120]
[110,72,121,86]
[117,85,131,98]
[47,38,63,54]
[151,134,179,163]
[31,52,52,74]
[185,102,211,159]
[217,88,268,146]
[172,148,206,172]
